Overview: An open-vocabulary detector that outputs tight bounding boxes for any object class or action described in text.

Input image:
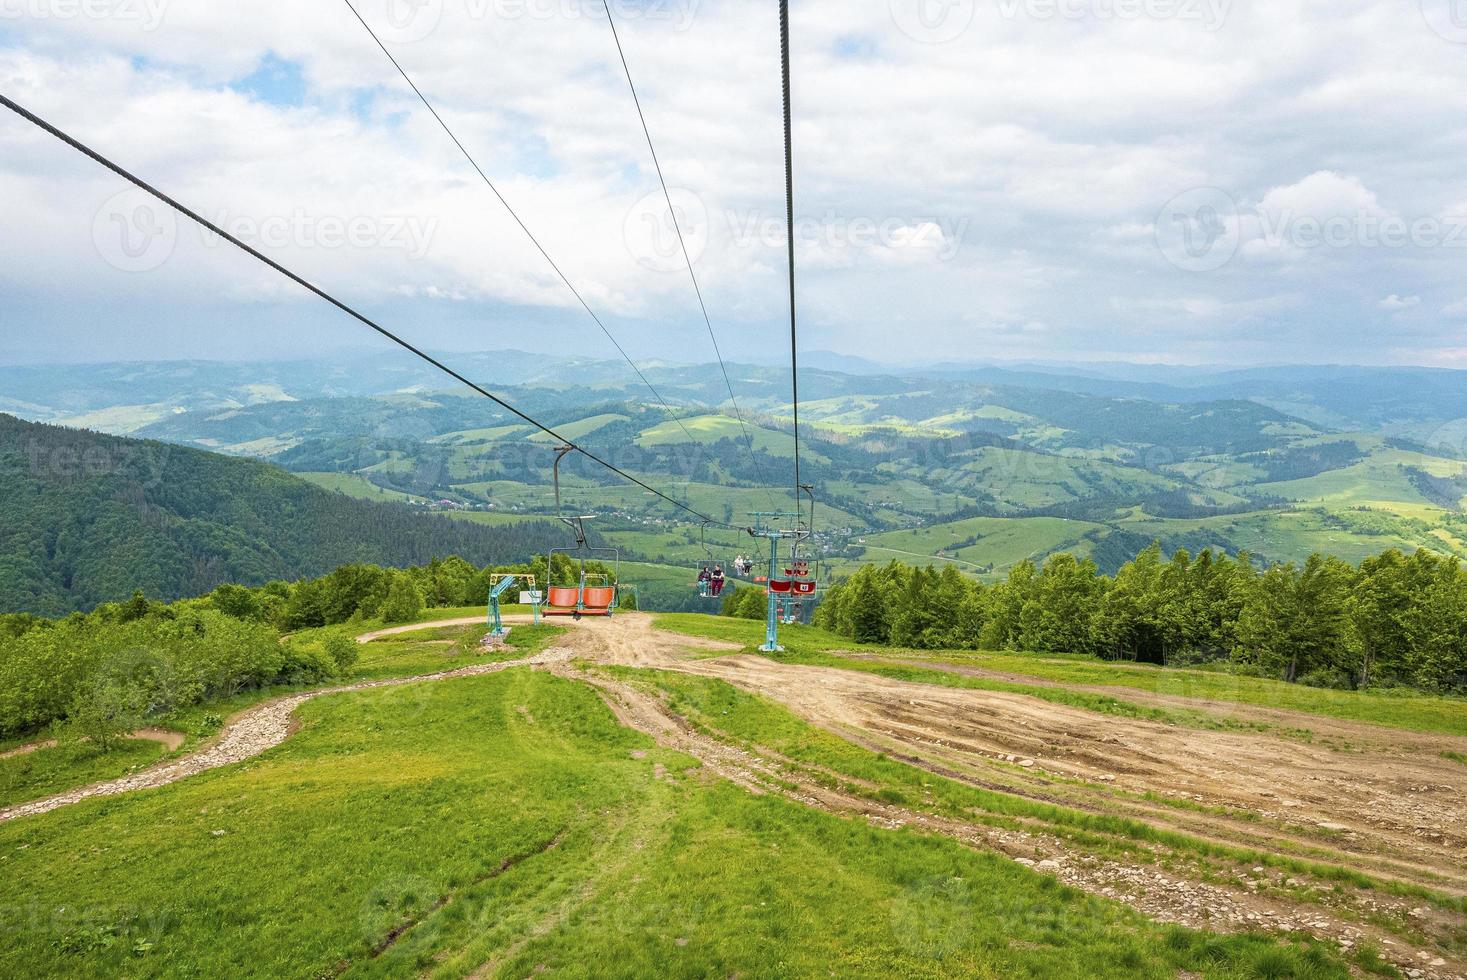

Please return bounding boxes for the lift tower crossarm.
[748,512,807,652]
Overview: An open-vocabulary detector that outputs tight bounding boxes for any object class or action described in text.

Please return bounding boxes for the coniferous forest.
[804,546,1467,692]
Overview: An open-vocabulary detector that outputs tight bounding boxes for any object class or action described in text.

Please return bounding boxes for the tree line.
[0,554,615,741]
[807,544,1467,692]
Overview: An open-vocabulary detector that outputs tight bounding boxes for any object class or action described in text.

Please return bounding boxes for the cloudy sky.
[2,0,1466,369]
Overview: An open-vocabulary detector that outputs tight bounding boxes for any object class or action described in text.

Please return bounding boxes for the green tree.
[848,573,888,644]
[323,632,360,675]
[381,573,424,624]
[1016,554,1104,655]
[210,583,262,621]
[66,676,145,752]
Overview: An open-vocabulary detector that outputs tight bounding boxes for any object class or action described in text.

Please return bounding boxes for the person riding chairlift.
[709,565,726,597]
[697,565,712,597]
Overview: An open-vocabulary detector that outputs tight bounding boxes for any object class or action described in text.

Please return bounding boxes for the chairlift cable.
[340,0,698,445]
[599,0,779,512]
[0,92,750,534]
[779,0,804,522]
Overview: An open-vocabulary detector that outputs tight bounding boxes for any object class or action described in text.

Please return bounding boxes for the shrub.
[277,641,339,686]
[381,574,424,624]
[0,611,285,739]
[323,633,360,675]
[66,676,145,752]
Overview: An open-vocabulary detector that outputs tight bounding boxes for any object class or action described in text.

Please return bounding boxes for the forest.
[0,414,569,615]
[790,545,1467,692]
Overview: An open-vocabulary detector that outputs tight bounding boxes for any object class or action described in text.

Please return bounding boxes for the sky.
[2,0,1467,369]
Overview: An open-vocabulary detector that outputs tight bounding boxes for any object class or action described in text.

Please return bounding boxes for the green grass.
[297,471,426,504]
[427,424,530,445]
[441,510,551,528]
[1118,507,1460,566]
[0,738,172,809]
[636,414,814,460]
[944,447,1179,512]
[526,413,628,444]
[0,621,564,813]
[354,624,562,681]
[1252,447,1467,510]
[0,668,1351,978]
[652,615,1467,738]
[860,516,1110,576]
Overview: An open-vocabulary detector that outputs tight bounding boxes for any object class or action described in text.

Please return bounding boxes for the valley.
[6,355,1466,614]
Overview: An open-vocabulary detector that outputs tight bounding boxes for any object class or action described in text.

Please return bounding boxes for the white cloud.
[1379,294,1421,311]
[3,1,1467,366]
[1257,172,1385,222]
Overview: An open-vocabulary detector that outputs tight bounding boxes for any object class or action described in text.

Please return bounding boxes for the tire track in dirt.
[570,668,1465,980]
[556,615,1466,979]
[845,651,1467,753]
[642,643,1467,893]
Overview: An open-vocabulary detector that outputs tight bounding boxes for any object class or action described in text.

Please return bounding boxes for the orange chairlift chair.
[543,445,622,620]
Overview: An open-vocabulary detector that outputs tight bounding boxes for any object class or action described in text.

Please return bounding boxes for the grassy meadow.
[0,663,1355,979]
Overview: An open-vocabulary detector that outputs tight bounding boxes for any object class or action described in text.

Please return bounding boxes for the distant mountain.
[7,355,1467,586]
[0,414,567,615]
[910,363,1467,444]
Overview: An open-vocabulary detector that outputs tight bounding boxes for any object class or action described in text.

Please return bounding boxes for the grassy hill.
[0,415,569,615]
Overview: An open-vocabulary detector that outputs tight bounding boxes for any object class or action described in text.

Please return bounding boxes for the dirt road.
[559,615,1467,980]
[8,613,1463,977]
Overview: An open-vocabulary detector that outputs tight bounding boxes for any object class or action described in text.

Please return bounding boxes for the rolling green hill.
[0,415,570,615]
[10,355,1467,587]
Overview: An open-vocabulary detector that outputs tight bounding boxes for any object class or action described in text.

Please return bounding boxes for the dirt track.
[569,617,1466,885]
[559,615,1466,979]
[0,643,574,824]
[6,613,1463,977]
